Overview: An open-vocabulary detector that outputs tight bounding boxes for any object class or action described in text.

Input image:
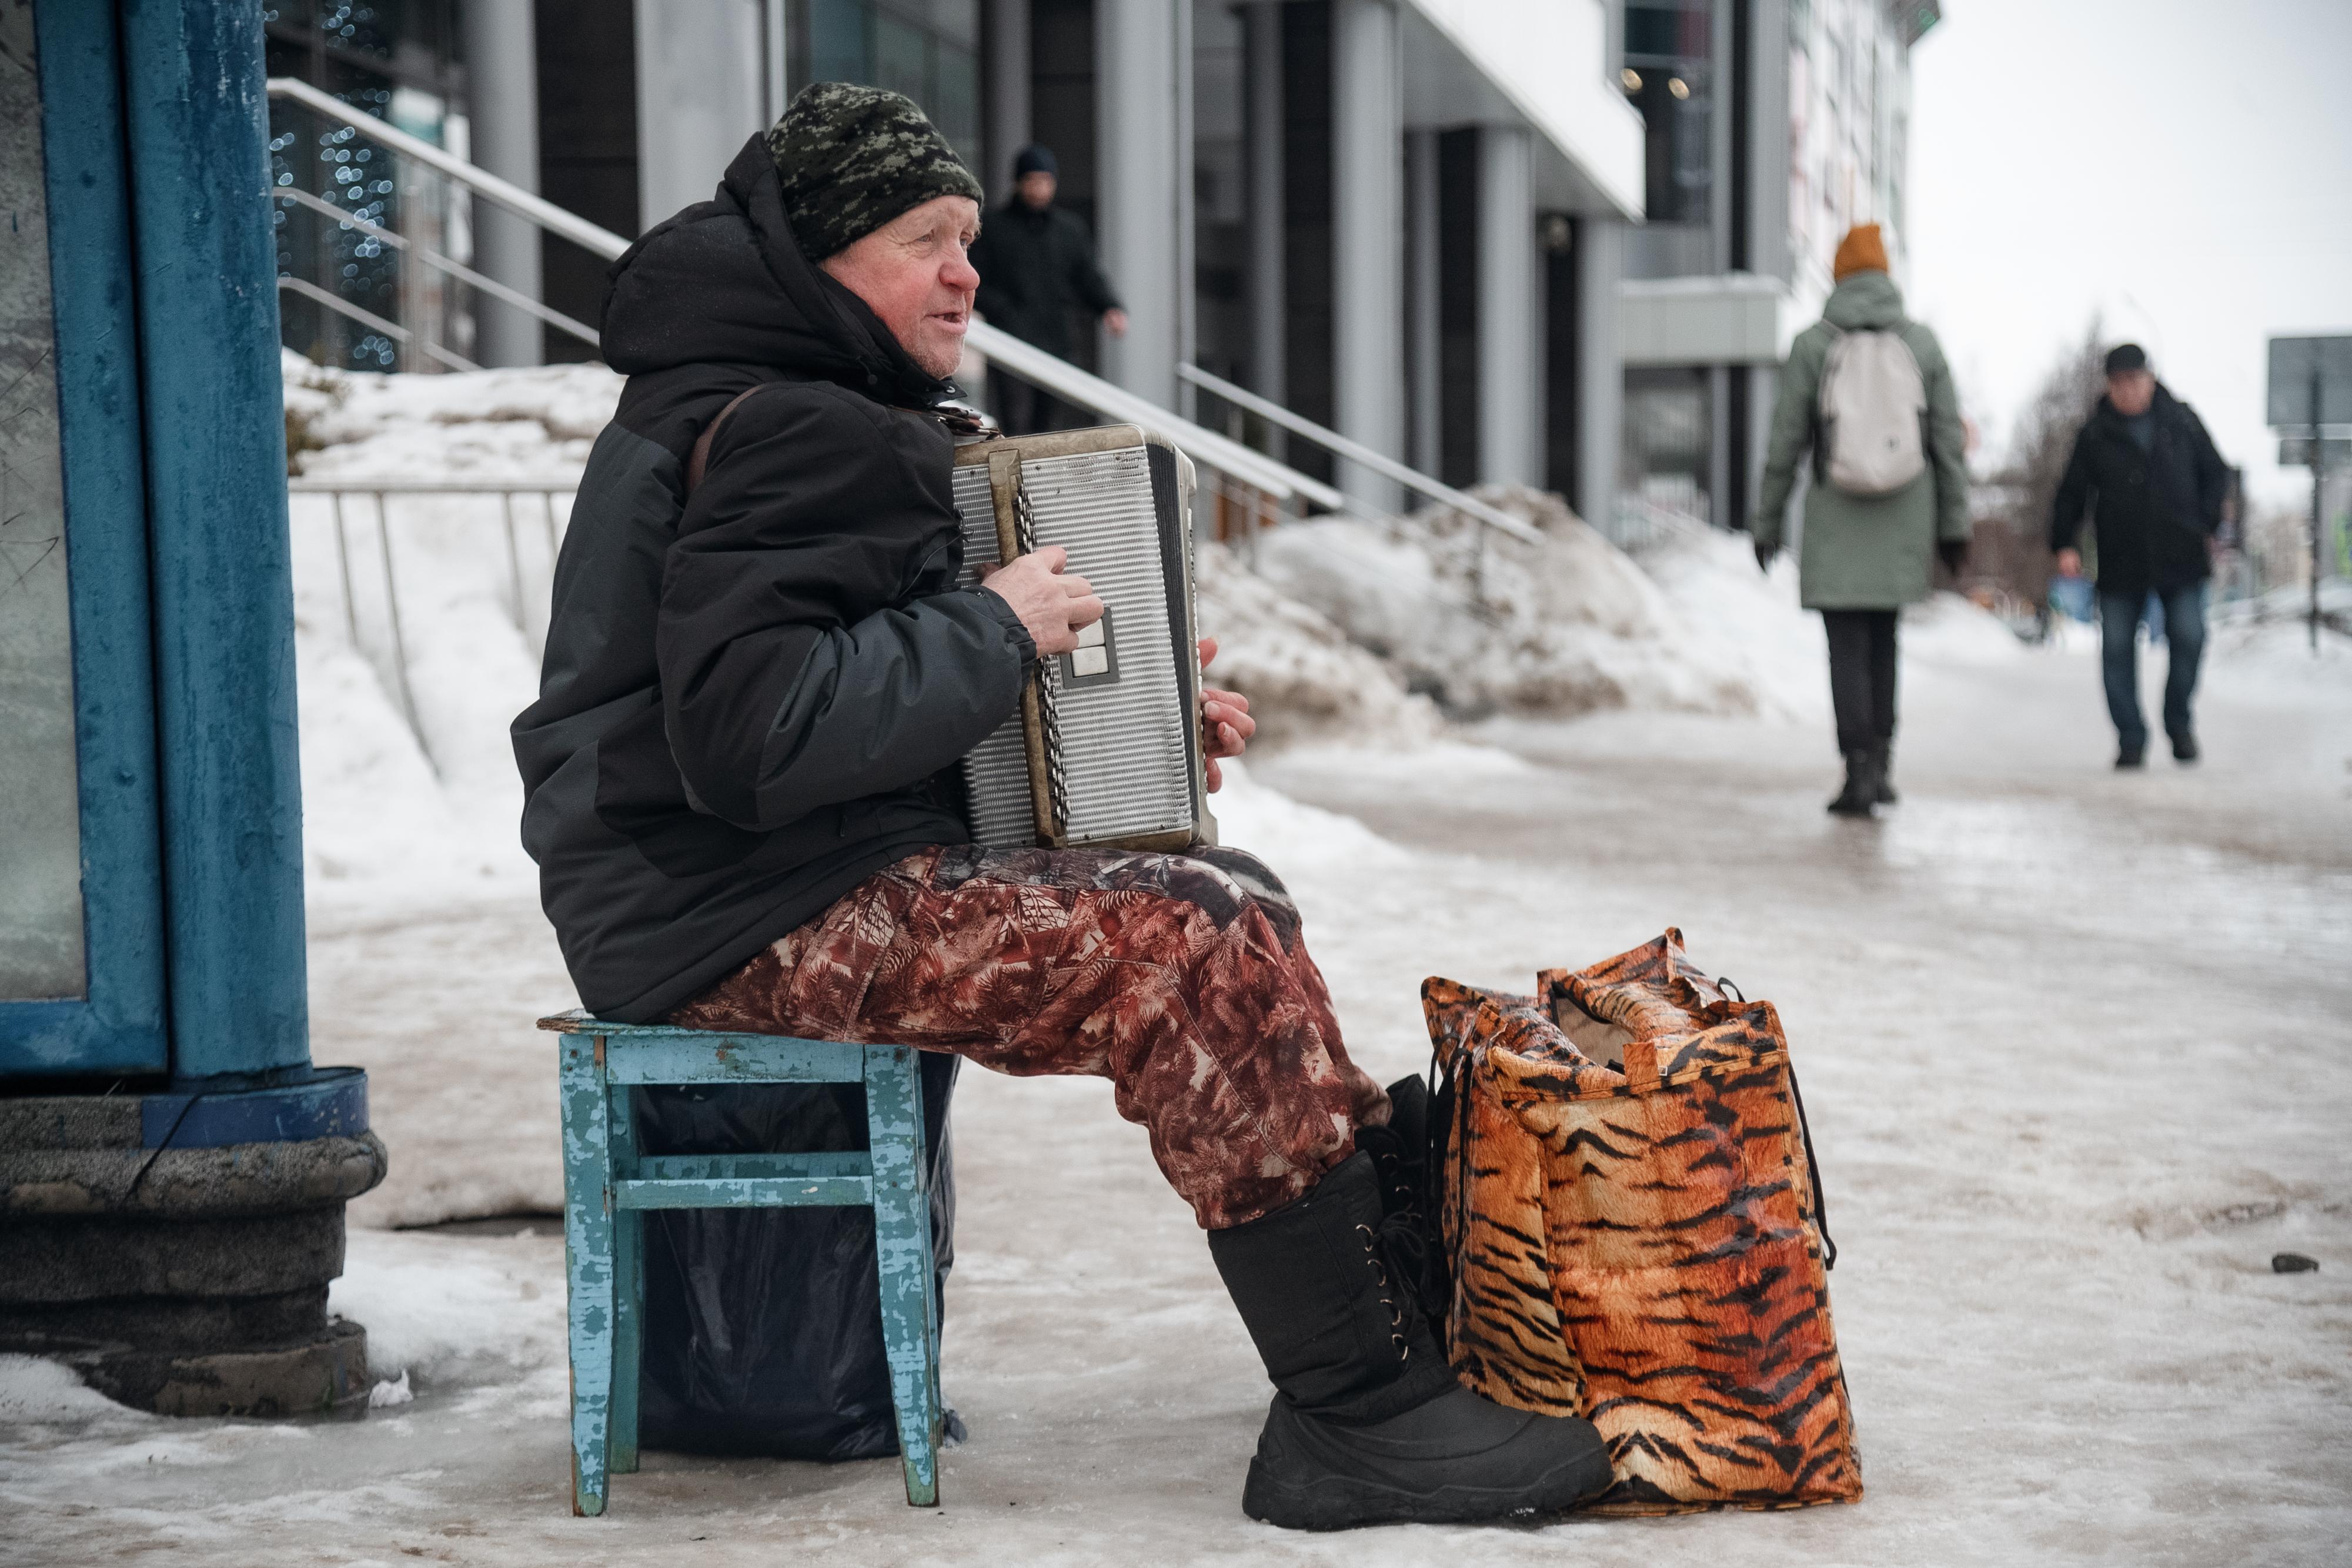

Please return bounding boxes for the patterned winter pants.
[668,844,1388,1229]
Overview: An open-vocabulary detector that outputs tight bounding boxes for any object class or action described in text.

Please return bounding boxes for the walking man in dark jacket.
[2050,343,2229,767]
[512,84,1607,1530]
[967,144,1125,433]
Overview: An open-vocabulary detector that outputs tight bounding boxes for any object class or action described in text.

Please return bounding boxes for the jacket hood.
[1823,270,1906,330]
[599,135,955,407]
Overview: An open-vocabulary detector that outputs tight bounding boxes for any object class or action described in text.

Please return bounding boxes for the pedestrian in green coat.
[1752,223,1971,818]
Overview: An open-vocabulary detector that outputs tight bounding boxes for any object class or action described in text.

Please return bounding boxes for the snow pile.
[280,357,624,914]
[1193,539,1442,748]
[1256,485,1794,720]
[282,350,619,479]
[327,1229,567,1389]
[2209,577,2352,680]
[0,1355,144,1426]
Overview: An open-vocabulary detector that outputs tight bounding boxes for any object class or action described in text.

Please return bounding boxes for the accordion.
[951,424,1217,853]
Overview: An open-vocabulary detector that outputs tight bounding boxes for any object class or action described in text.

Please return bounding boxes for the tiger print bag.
[1421,928,1861,1514]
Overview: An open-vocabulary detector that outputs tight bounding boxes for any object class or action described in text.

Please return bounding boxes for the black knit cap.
[766,82,984,260]
[2104,343,2149,376]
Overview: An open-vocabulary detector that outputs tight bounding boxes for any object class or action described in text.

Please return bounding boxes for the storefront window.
[1622,0,1712,228]
[0,8,88,999]
[264,2,463,370]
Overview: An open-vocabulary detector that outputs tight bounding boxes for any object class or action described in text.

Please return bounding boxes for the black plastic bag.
[633,1052,957,1460]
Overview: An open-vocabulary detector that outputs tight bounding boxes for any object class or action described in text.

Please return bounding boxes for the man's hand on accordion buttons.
[1197,637,1254,794]
[980,545,1103,657]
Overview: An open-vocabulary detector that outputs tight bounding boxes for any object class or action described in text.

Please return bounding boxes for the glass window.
[264,2,463,372]
[788,0,984,175]
[1622,0,1712,228]
[0,8,89,999]
[1622,367,1713,525]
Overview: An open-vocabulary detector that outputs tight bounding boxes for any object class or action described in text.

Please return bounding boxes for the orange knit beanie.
[1832,223,1889,281]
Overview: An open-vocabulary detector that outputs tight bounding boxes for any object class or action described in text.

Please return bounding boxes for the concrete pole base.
[71,1319,373,1418]
[0,1091,386,1417]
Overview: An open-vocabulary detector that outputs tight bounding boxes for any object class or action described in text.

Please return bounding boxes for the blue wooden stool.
[540,1011,943,1516]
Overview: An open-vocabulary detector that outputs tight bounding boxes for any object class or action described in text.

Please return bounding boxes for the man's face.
[820,194,981,379]
[2107,369,2156,417]
[1018,171,1057,210]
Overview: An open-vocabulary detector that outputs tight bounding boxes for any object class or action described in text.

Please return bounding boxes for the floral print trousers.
[668,843,1388,1229]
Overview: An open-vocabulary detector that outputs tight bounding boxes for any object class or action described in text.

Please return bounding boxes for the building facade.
[267,1,1645,524]
[1614,0,1938,532]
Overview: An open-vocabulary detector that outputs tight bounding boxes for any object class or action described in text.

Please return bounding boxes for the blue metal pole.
[116,0,309,1080]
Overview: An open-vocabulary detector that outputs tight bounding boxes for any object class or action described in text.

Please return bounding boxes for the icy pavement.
[5,633,2348,1566]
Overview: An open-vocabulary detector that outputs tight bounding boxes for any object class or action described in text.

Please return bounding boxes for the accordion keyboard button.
[1075,620,1105,648]
[1071,646,1111,678]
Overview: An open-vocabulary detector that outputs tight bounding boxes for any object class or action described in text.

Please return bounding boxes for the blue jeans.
[2099,582,2207,748]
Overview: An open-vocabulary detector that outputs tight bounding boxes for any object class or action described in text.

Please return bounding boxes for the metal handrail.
[1177,363,1543,546]
[273,185,602,349]
[277,275,480,372]
[285,478,579,763]
[265,75,1348,512]
[268,76,630,260]
[962,327,1339,510]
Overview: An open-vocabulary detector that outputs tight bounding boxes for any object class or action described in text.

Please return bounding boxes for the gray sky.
[1905,0,2352,506]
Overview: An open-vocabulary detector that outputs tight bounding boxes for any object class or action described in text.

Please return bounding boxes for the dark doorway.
[1028,0,1100,373]
[1544,215,1581,501]
[1279,0,1333,484]
[536,0,638,363]
[1435,127,1479,489]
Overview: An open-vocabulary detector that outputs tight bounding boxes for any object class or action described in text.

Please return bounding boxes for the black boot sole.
[1242,1440,1613,1531]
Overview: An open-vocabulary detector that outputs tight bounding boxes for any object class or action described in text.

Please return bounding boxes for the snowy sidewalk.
[4,633,2347,1566]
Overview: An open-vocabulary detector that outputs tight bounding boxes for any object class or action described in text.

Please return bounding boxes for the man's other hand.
[981,546,1102,656]
[2054,547,2082,578]
[1197,637,1254,794]
[1104,307,1130,340]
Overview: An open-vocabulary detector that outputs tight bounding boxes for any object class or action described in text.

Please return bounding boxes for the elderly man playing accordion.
[513,85,1606,1530]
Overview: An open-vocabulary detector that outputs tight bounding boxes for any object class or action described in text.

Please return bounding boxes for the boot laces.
[1355,1216,1434,1362]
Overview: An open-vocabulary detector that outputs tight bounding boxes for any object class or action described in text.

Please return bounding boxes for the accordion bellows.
[1422,930,1862,1514]
[951,426,1213,852]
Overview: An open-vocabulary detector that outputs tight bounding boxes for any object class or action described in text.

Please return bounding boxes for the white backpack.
[1816,325,1927,497]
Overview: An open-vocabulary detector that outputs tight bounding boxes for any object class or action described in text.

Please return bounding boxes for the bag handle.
[684,384,769,495]
[1553,972,1681,1095]
[1563,969,1839,1270]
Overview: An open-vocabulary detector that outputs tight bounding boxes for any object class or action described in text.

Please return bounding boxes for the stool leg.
[560,1035,615,1517]
[606,1086,642,1476]
[864,1045,942,1507]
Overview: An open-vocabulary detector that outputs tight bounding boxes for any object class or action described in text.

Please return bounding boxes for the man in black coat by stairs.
[2051,343,2230,768]
[512,84,1608,1531]
[968,144,1125,433]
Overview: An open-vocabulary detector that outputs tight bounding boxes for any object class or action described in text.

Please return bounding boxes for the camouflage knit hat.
[767,82,984,260]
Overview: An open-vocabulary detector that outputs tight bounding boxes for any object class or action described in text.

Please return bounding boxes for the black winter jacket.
[512,136,1034,1022]
[968,200,1121,360]
[2050,384,2229,596]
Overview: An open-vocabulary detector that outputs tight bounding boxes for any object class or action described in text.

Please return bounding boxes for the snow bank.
[327,1229,567,1389]
[283,350,619,478]
[1257,486,1793,720]
[2209,577,2352,683]
[280,362,1450,911]
[1193,539,1441,749]
[0,1355,142,1426]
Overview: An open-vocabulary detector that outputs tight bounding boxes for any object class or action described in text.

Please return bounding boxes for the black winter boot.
[1873,741,1899,804]
[1827,750,1879,817]
[1207,1153,1612,1530]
